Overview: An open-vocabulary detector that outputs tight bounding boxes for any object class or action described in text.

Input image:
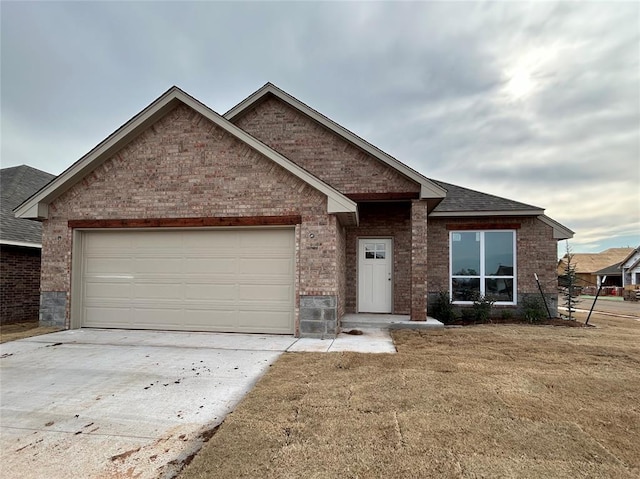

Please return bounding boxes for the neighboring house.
[15,84,572,337]
[1,165,55,324]
[558,247,634,289]
[593,263,624,287]
[621,247,640,288]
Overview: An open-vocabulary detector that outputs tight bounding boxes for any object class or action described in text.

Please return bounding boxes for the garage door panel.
[130,309,183,328]
[134,257,183,274]
[184,258,237,274]
[185,283,237,301]
[83,307,131,327]
[85,233,133,249]
[133,283,183,300]
[84,282,132,300]
[238,284,292,301]
[239,258,293,275]
[183,310,237,329]
[85,257,133,274]
[239,229,293,248]
[81,229,294,333]
[238,311,292,330]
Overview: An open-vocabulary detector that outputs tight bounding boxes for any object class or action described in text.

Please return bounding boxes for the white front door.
[358,238,392,313]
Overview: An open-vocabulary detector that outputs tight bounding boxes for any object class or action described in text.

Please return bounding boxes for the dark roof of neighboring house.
[429,180,542,213]
[594,262,624,276]
[1,165,55,246]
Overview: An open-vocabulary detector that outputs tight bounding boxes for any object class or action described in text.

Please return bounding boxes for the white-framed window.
[449,230,517,305]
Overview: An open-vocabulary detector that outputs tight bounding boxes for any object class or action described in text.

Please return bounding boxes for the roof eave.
[537,215,574,240]
[429,209,545,217]
[429,210,573,239]
[0,239,42,248]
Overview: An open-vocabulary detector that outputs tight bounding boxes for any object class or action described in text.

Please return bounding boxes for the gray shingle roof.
[594,262,623,276]
[429,179,542,213]
[1,165,55,245]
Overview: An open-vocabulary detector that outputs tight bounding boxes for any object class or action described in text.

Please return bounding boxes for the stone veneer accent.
[40,291,66,327]
[299,295,337,339]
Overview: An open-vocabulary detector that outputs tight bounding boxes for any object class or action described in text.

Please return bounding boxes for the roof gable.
[224,83,446,203]
[15,87,357,224]
[621,246,640,268]
[1,165,55,246]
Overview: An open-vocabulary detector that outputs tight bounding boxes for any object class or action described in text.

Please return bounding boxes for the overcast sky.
[2,1,638,255]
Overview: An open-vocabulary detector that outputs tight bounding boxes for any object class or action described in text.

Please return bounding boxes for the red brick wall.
[1,245,42,324]
[345,202,412,314]
[426,216,558,298]
[41,104,341,326]
[234,97,421,195]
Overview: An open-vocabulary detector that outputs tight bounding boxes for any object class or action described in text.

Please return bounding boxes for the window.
[450,230,516,304]
[364,242,386,259]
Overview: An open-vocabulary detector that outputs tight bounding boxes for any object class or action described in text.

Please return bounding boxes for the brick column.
[411,200,428,320]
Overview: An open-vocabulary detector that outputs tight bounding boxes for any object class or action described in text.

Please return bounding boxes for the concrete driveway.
[1,327,395,479]
[0,329,299,479]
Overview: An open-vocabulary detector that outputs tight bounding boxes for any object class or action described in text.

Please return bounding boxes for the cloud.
[1,1,638,252]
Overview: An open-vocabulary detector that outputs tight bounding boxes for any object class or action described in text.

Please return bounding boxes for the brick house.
[16,84,573,337]
[1,165,55,324]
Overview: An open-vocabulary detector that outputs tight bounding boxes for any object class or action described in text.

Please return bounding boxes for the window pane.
[365,251,375,259]
[485,232,514,276]
[485,278,514,302]
[376,251,385,259]
[451,232,480,275]
[452,278,480,301]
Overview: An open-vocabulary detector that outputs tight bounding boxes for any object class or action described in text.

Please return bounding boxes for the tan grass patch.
[180,312,640,478]
[0,321,62,344]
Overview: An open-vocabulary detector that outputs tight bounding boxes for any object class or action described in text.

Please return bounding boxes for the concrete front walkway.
[0,328,395,479]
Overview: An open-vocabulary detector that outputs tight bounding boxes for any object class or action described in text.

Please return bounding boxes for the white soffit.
[538,215,575,240]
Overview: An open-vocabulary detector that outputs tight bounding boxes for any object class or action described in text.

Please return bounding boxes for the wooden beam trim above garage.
[68,215,302,229]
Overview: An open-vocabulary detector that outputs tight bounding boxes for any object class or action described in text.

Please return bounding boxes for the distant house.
[557,247,634,289]
[1,165,55,323]
[593,262,624,287]
[621,246,640,288]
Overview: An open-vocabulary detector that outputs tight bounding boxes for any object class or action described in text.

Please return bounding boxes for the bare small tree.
[560,241,580,320]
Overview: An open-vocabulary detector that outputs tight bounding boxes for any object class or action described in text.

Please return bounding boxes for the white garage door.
[79,229,295,333]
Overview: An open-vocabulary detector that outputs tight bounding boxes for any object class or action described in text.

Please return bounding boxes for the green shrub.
[460,307,475,322]
[522,296,547,323]
[431,291,458,324]
[500,309,514,321]
[472,294,494,323]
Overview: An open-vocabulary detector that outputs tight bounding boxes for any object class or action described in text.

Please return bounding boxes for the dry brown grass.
[0,321,62,343]
[180,312,640,479]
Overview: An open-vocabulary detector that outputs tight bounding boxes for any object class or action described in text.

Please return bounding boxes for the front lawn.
[180,312,639,478]
[0,321,62,344]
